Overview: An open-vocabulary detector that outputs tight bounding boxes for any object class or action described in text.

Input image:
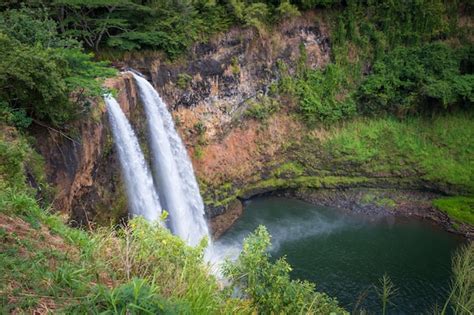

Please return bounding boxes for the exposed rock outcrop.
[33,73,143,227]
[34,13,333,230]
[31,12,471,238]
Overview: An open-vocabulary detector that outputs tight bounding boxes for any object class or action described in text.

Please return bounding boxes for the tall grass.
[441,243,474,315]
[375,274,398,315]
[0,125,252,314]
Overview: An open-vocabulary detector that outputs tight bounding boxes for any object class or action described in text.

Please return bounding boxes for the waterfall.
[131,73,211,247]
[104,95,162,222]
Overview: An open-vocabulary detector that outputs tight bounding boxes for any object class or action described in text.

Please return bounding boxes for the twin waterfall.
[104,95,162,222]
[104,73,210,248]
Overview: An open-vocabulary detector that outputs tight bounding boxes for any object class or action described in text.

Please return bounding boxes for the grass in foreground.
[0,123,344,314]
[440,242,474,315]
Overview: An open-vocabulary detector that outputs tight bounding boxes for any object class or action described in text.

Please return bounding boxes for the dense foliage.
[358,43,473,116]
[0,0,300,57]
[1,0,471,125]
[272,0,473,124]
[0,8,115,127]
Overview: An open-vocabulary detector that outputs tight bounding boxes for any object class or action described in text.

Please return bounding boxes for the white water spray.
[104,94,162,222]
[131,73,211,247]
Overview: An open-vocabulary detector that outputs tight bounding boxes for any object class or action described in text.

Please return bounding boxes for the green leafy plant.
[177,73,193,89]
[222,225,345,314]
[0,9,116,127]
[358,43,473,117]
[296,64,356,124]
[244,95,280,121]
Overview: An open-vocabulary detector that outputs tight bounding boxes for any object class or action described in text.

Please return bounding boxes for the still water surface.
[216,197,465,314]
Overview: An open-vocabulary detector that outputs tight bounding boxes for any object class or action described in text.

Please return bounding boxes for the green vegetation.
[323,113,474,193]
[0,1,471,129]
[0,8,115,127]
[1,0,473,312]
[272,162,304,177]
[244,95,280,121]
[208,112,474,216]
[360,194,396,208]
[442,243,474,315]
[273,0,473,124]
[433,196,474,226]
[0,0,300,59]
[295,63,357,124]
[0,124,344,313]
[376,274,398,315]
[358,43,473,116]
[177,73,193,89]
[222,225,345,314]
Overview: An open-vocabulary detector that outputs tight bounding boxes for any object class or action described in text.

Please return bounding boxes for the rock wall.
[116,13,330,146]
[33,73,144,226]
[32,12,471,237]
[34,13,334,229]
[119,13,333,212]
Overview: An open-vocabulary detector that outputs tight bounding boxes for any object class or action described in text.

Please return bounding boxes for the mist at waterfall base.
[104,95,162,222]
[215,196,465,314]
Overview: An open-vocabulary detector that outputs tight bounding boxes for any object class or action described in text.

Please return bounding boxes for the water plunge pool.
[216,196,465,314]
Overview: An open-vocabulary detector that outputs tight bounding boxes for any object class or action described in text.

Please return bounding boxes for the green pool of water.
[216,196,466,314]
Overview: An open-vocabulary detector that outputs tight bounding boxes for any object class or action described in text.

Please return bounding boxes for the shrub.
[358,43,473,117]
[0,7,79,49]
[230,0,271,33]
[0,9,116,126]
[276,0,300,20]
[297,64,356,124]
[177,73,193,89]
[244,95,280,121]
[222,225,345,314]
[0,102,32,129]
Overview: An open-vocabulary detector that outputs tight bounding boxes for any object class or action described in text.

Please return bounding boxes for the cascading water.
[104,94,162,222]
[131,72,211,247]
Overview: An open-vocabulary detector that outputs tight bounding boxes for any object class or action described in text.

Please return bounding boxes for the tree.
[0,9,116,126]
[0,7,79,48]
[53,0,144,51]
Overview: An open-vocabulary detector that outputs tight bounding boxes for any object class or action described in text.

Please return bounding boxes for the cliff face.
[34,13,332,228]
[32,12,472,237]
[119,13,333,217]
[34,74,143,226]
